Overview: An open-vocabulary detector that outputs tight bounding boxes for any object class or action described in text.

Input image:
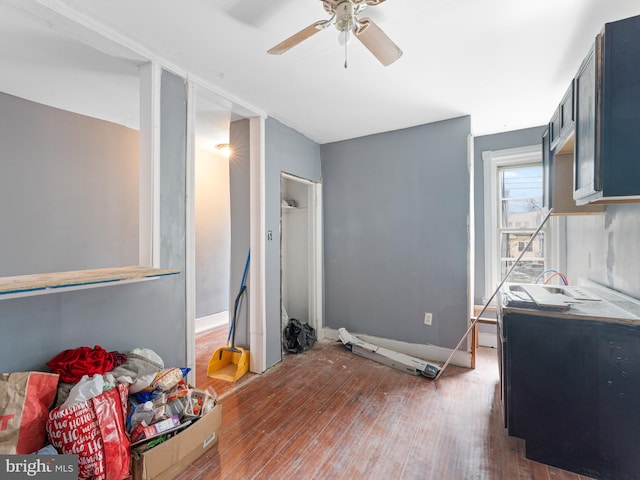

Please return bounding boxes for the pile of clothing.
[1,345,216,480]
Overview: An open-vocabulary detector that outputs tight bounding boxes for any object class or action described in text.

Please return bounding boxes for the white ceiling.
[2,0,640,144]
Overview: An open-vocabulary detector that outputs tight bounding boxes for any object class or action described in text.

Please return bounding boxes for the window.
[499,163,545,283]
[483,146,565,300]
[518,241,533,253]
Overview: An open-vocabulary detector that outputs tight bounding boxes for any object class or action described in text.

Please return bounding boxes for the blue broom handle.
[239,250,250,291]
[227,250,251,345]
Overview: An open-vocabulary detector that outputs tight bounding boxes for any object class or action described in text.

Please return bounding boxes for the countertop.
[500,281,640,324]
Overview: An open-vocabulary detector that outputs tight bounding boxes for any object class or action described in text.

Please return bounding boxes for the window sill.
[282,205,306,212]
[0,266,180,300]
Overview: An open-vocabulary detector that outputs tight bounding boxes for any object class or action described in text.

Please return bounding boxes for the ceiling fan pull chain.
[344,33,349,69]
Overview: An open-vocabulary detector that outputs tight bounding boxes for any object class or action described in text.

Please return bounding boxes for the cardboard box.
[131,403,221,480]
[338,328,440,379]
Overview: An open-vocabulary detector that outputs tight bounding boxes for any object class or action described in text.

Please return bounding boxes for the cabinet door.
[574,35,602,202]
[597,323,640,480]
[505,312,600,474]
[600,14,640,199]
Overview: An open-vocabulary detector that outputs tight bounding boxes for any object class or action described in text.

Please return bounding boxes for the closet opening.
[280,172,323,358]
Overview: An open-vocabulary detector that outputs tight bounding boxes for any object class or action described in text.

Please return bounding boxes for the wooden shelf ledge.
[0,266,180,300]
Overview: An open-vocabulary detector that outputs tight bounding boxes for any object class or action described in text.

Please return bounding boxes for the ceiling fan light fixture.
[335,0,355,31]
[338,28,353,46]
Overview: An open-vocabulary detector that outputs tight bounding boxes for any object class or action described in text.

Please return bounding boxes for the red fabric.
[47,345,115,383]
[109,351,128,369]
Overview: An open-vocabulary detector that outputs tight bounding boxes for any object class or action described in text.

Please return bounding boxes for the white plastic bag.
[60,374,104,410]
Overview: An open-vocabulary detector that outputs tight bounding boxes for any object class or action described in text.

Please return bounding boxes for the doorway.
[280,172,323,357]
[193,88,232,335]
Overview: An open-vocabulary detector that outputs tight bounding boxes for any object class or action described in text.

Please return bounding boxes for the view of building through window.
[499,164,546,283]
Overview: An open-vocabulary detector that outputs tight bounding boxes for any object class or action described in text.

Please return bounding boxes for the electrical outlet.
[424,312,433,325]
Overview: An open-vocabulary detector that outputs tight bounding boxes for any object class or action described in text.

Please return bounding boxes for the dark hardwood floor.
[181,326,593,480]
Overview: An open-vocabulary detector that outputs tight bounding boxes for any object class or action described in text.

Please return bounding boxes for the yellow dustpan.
[208,251,251,382]
[207,345,250,382]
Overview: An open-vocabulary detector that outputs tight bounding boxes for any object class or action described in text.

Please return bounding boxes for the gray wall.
[228,119,251,349]
[195,147,230,318]
[566,204,640,299]
[473,126,546,304]
[0,70,189,372]
[157,69,188,358]
[229,117,322,368]
[321,116,471,350]
[0,92,139,276]
[265,118,322,367]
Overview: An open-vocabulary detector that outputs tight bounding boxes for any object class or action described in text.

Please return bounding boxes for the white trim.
[281,172,315,185]
[249,116,267,374]
[138,62,162,267]
[195,311,229,334]
[482,144,542,164]
[185,80,197,386]
[323,328,472,368]
[482,144,551,301]
[467,134,475,350]
[483,151,498,300]
[281,173,324,342]
[312,182,324,341]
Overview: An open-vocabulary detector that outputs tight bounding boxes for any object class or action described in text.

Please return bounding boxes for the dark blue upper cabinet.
[573,37,600,202]
[573,14,640,205]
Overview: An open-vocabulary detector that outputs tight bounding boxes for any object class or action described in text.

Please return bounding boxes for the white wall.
[195,147,230,319]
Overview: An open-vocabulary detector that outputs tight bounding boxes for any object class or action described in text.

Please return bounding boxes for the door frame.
[280,171,324,347]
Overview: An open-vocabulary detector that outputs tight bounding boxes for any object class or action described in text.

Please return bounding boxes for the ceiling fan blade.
[354,17,402,66]
[364,0,387,5]
[267,20,330,55]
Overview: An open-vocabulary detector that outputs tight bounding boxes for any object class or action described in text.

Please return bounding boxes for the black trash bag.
[283,318,316,354]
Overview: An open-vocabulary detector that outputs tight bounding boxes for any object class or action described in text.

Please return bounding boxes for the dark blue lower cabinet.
[501,310,640,479]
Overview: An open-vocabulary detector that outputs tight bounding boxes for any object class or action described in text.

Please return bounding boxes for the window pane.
[500,259,545,283]
[495,162,548,287]
[500,232,545,261]
[500,166,542,198]
[501,199,544,228]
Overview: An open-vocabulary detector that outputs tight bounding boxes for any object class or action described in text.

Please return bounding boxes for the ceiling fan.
[267,0,402,67]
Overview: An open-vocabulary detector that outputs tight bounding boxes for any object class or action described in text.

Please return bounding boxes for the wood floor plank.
[178,327,595,480]
[267,354,385,479]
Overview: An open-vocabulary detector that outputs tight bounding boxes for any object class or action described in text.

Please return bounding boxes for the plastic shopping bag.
[47,383,130,480]
[0,371,59,454]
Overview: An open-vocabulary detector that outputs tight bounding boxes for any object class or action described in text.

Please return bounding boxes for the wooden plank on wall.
[0,266,179,295]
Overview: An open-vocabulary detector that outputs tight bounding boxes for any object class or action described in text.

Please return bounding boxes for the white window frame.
[482,145,565,302]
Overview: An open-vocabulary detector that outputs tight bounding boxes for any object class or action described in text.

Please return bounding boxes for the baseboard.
[196,311,229,334]
[323,327,472,369]
[478,331,498,348]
